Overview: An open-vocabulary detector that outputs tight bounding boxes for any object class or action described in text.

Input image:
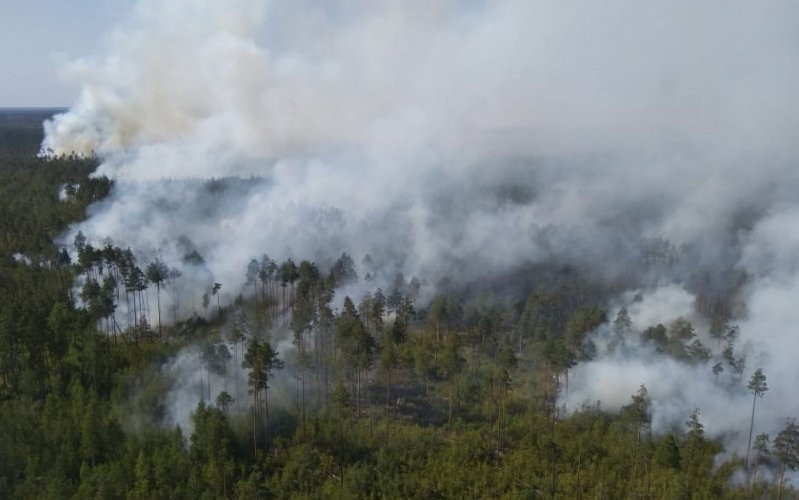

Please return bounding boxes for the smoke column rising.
[43,0,799,452]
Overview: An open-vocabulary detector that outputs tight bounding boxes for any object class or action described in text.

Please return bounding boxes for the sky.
[0,0,133,107]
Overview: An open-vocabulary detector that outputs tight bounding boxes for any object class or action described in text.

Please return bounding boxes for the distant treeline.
[0,108,65,158]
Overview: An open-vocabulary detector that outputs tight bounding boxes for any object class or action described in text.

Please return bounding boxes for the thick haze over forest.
[38,0,799,459]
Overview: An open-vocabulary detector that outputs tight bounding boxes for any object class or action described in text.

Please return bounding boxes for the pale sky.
[0,0,134,107]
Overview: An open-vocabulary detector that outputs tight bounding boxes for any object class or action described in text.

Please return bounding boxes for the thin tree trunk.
[264,387,270,446]
[746,394,757,468]
[131,291,137,328]
[356,370,361,417]
[301,370,306,441]
[448,381,454,428]
[575,437,583,499]
[156,283,162,339]
[144,289,150,325]
[386,368,391,437]
[252,391,258,456]
[172,278,178,323]
[750,461,759,492]
[366,371,372,436]
[234,343,240,412]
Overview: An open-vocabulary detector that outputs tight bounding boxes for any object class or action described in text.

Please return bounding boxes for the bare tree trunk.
[234,342,240,413]
[448,381,454,428]
[263,387,270,446]
[750,461,759,492]
[131,291,137,328]
[172,278,178,323]
[252,391,259,456]
[386,368,391,437]
[156,283,162,339]
[746,394,757,468]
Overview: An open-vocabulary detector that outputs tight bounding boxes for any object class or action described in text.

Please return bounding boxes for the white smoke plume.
[44,0,799,450]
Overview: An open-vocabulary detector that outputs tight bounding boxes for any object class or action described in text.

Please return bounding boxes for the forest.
[1,111,799,499]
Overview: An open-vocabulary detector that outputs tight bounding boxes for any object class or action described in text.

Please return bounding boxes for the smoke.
[159,316,320,432]
[44,0,799,450]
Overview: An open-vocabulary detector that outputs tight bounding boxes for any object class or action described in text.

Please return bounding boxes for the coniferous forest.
[2,110,799,499]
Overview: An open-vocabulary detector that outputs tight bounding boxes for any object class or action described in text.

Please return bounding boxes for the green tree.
[654,434,681,469]
[440,333,465,427]
[330,379,353,477]
[124,262,147,329]
[228,322,246,412]
[564,305,605,361]
[169,266,182,322]
[335,297,374,415]
[330,252,357,287]
[625,384,651,494]
[745,368,768,468]
[613,307,632,334]
[750,432,769,490]
[216,390,233,414]
[682,408,705,492]
[541,338,576,416]
[145,259,168,338]
[379,340,399,434]
[212,282,222,315]
[292,295,314,441]
[774,418,799,500]
[132,450,152,499]
[200,340,230,403]
[279,259,299,308]
[246,258,260,307]
[260,254,277,310]
[242,337,284,455]
[494,344,517,451]
[723,343,746,381]
[371,288,386,336]
[190,401,238,497]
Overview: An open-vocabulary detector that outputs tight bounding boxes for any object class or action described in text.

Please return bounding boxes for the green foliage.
[774,418,799,488]
[0,119,793,498]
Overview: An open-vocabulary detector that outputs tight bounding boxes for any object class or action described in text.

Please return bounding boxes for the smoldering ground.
[44,0,799,455]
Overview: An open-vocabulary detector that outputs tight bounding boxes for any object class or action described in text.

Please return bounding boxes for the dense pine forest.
[2,110,799,499]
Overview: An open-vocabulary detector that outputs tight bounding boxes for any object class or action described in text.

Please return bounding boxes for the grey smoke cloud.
[43,0,799,449]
